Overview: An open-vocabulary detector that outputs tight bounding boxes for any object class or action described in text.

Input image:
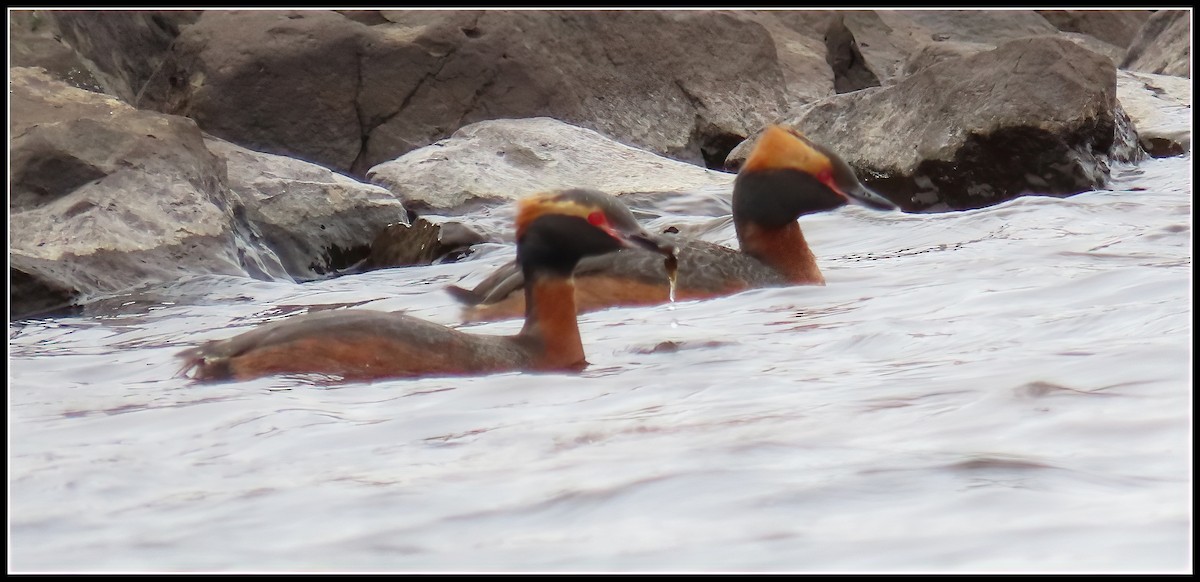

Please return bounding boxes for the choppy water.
[8,154,1193,574]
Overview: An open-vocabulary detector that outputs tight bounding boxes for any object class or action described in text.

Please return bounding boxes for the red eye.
[817,168,833,185]
[587,211,607,226]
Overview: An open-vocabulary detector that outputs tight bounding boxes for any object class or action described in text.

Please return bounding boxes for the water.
[8,154,1192,573]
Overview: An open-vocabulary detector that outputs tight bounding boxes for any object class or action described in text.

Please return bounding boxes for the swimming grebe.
[177,188,674,382]
[448,125,897,322]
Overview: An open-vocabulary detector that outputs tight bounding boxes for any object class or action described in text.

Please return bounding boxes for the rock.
[366,117,735,215]
[899,43,1192,160]
[837,10,1062,86]
[825,12,881,93]
[137,10,368,173]
[1054,32,1129,67]
[891,9,1063,44]
[1121,10,1191,78]
[1116,70,1192,156]
[204,137,411,281]
[364,218,486,270]
[9,67,285,317]
[52,10,201,104]
[9,66,411,319]
[732,10,838,109]
[137,10,789,176]
[901,39,994,76]
[8,9,105,93]
[1036,10,1152,48]
[10,269,78,320]
[729,36,1143,212]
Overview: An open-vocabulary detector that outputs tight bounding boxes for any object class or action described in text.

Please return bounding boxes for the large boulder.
[859,10,1147,80]
[1036,10,1152,48]
[205,138,411,281]
[732,10,839,108]
[9,9,106,93]
[729,36,1143,212]
[52,10,202,104]
[9,67,279,318]
[9,67,412,319]
[136,10,790,176]
[137,10,368,174]
[1121,10,1191,78]
[835,10,1064,87]
[366,117,735,216]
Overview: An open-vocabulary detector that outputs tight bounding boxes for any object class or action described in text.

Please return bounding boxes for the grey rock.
[365,218,486,270]
[137,10,789,176]
[1116,70,1192,156]
[367,117,735,215]
[9,67,278,316]
[1036,9,1152,48]
[53,10,201,104]
[205,137,411,280]
[1122,10,1191,78]
[729,37,1144,212]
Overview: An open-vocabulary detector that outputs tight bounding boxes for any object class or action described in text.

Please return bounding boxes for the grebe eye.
[587,211,607,226]
[818,169,833,184]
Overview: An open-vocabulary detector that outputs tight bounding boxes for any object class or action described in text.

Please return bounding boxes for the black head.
[733,125,897,228]
[514,189,672,277]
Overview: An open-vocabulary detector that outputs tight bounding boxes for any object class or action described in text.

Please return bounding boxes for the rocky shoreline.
[8,9,1191,319]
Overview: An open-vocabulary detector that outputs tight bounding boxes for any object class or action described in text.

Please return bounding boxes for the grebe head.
[734,125,897,225]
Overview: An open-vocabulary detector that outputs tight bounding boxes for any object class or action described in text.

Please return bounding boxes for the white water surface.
[8,154,1193,573]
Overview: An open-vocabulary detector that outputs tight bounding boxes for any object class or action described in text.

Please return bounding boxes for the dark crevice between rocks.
[355,218,486,274]
[1141,137,1187,158]
[10,269,81,321]
[865,125,1118,213]
[824,13,881,94]
[452,69,500,137]
[699,130,746,172]
[337,11,391,26]
[351,38,368,180]
[308,243,374,281]
[352,31,468,176]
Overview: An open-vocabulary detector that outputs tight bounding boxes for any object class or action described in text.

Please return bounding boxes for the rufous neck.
[735,220,826,285]
[519,274,587,370]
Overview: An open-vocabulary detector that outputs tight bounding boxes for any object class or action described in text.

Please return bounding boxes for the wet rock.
[1116,70,1192,156]
[9,67,275,318]
[9,269,79,320]
[364,218,487,270]
[205,137,410,281]
[8,67,408,319]
[367,117,735,215]
[729,36,1144,212]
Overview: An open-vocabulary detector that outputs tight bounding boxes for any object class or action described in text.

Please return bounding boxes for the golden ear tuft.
[514,191,597,239]
[741,125,831,175]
